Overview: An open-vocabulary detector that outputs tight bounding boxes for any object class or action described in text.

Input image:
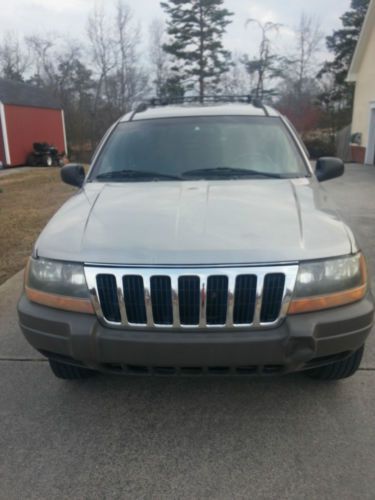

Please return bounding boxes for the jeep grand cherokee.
[17,98,374,380]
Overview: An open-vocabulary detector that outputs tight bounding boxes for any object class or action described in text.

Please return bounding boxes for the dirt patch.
[0,168,74,285]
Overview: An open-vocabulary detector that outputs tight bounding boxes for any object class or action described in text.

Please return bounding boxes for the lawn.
[0,168,74,285]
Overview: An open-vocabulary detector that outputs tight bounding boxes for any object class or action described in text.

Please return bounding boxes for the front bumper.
[18,293,374,375]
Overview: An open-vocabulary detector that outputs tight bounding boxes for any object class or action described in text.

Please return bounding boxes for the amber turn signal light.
[288,254,368,315]
[25,286,95,315]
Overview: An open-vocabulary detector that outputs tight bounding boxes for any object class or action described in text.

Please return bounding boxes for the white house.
[347,0,375,165]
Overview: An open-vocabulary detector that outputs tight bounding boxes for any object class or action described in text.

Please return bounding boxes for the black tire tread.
[306,346,364,381]
[49,359,96,380]
[26,154,37,166]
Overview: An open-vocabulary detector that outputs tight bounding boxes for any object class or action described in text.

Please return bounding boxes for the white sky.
[0,0,351,58]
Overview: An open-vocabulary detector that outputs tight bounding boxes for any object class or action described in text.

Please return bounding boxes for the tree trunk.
[199,2,205,102]
[199,75,204,102]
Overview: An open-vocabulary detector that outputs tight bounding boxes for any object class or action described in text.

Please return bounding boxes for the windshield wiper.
[95,169,182,181]
[181,167,287,179]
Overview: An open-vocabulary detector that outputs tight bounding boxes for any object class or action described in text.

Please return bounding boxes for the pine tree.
[160,0,233,100]
[318,0,370,107]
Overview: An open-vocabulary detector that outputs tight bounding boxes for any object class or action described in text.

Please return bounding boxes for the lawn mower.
[27,143,65,167]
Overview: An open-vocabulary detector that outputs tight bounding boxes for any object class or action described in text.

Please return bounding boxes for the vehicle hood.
[36,179,355,265]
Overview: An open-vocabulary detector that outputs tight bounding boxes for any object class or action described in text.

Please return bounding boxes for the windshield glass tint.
[91,116,308,180]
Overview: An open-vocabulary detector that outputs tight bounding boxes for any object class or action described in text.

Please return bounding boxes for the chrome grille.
[85,265,298,330]
[261,274,286,323]
[206,276,229,325]
[123,275,147,324]
[151,276,173,325]
[233,275,257,324]
[96,274,121,323]
[178,276,200,325]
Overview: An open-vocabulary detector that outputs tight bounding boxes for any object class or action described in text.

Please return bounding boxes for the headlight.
[289,253,367,314]
[25,258,94,314]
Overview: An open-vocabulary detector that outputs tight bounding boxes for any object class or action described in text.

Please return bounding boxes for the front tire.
[306,346,364,380]
[49,359,97,380]
[26,153,37,166]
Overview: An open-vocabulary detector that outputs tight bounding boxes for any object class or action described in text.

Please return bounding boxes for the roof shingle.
[0,79,61,109]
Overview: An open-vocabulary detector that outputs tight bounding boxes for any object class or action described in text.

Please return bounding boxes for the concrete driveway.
[1,165,374,499]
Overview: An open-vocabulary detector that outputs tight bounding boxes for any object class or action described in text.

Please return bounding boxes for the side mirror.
[315,157,345,182]
[61,164,85,188]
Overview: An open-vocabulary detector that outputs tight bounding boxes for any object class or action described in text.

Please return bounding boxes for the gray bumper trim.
[18,293,374,374]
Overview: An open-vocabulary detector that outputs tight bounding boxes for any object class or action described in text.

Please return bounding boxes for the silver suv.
[18,97,374,380]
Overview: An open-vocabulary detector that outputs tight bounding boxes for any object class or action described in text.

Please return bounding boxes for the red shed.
[0,79,66,167]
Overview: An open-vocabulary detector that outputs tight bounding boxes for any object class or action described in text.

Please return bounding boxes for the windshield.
[90,116,309,182]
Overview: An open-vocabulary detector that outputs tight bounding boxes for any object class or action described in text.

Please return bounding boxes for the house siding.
[4,104,65,166]
[351,17,375,149]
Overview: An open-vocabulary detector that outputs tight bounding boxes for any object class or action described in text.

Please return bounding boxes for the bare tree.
[55,47,94,158]
[87,5,116,99]
[0,33,29,81]
[115,1,135,111]
[26,36,84,95]
[276,14,324,134]
[286,13,323,97]
[243,19,282,100]
[220,53,251,95]
[113,0,148,113]
[149,18,170,97]
[25,36,95,157]
[86,1,148,143]
[0,3,153,156]
[26,35,56,86]
[87,4,117,144]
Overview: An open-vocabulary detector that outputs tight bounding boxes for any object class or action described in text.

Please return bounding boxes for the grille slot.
[151,276,173,325]
[86,265,297,330]
[179,276,200,325]
[123,275,147,324]
[96,274,121,322]
[206,276,229,325]
[233,274,257,324]
[261,274,286,323]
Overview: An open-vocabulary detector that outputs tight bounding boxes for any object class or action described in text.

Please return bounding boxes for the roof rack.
[132,95,269,117]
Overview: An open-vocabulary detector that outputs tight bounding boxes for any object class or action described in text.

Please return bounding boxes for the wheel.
[305,346,364,381]
[48,359,97,380]
[26,153,37,166]
[43,155,53,167]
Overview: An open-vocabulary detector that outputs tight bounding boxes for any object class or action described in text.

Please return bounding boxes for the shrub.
[303,136,336,159]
